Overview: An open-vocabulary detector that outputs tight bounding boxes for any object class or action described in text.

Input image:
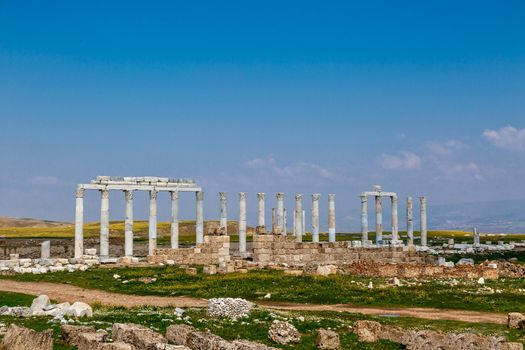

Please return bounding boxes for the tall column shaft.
[171,191,179,249]
[276,192,284,234]
[302,210,306,236]
[271,208,276,232]
[283,208,287,235]
[391,195,399,244]
[74,187,85,259]
[257,193,265,228]
[148,190,158,255]
[219,192,227,234]
[196,191,204,244]
[406,197,414,245]
[375,196,383,244]
[328,194,336,242]
[420,196,427,246]
[124,190,134,257]
[473,227,480,246]
[239,192,247,253]
[311,194,320,242]
[360,194,368,244]
[100,189,110,258]
[294,194,303,242]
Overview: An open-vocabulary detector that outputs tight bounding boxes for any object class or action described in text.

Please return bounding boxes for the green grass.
[446,250,525,265]
[1,291,523,349]
[3,266,525,313]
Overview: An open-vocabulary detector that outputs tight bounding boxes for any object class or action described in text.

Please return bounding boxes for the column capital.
[360,194,367,202]
[328,194,336,201]
[100,188,109,199]
[150,189,158,200]
[276,192,284,200]
[407,196,413,202]
[170,190,179,200]
[419,196,427,204]
[391,195,398,202]
[239,192,247,200]
[257,192,265,200]
[76,187,85,198]
[124,190,134,200]
[219,192,227,200]
[295,194,303,200]
[312,193,321,201]
[196,191,204,201]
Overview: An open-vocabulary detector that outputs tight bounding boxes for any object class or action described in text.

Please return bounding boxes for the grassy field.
[3,266,525,313]
[1,220,524,244]
[1,290,523,349]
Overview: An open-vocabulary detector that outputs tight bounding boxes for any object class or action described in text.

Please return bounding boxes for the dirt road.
[0,280,507,324]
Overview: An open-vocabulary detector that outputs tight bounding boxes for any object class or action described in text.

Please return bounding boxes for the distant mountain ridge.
[0,216,71,228]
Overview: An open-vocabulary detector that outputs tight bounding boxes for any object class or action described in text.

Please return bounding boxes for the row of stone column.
[360,195,427,246]
[218,192,337,253]
[74,188,204,259]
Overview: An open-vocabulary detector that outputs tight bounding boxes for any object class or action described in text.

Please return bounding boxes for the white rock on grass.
[67,302,93,317]
[30,295,50,314]
[207,298,253,319]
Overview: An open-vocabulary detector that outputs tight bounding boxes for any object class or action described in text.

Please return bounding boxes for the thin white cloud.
[425,140,466,156]
[30,176,61,185]
[244,155,336,180]
[433,160,484,181]
[380,151,421,170]
[483,125,525,152]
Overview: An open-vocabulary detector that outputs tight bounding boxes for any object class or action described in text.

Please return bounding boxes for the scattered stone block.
[112,323,167,350]
[1,324,53,350]
[30,294,50,314]
[203,265,217,275]
[61,324,98,347]
[508,312,525,329]
[316,329,340,349]
[207,298,253,319]
[268,320,301,345]
[67,301,93,317]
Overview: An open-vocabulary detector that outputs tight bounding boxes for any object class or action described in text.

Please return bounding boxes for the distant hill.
[429,198,525,233]
[0,216,72,228]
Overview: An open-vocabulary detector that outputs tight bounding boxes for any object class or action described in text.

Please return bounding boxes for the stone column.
[420,196,427,246]
[41,241,50,259]
[74,187,85,259]
[311,194,320,242]
[473,227,480,247]
[271,208,276,233]
[170,191,179,249]
[239,192,247,253]
[219,192,227,234]
[406,197,414,245]
[328,194,336,242]
[283,208,287,235]
[375,195,383,244]
[196,191,204,244]
[124,190,134,257]
[148,189,158,256]
[360,194,368,244]
[294,194,303,242]
[100,189,110,259]
[391,195,399,244]
[257,193,265,228]
[276,192,284,234]
[302,210,306,236]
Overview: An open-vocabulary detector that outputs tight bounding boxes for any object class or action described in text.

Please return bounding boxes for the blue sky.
[1,1,524,231]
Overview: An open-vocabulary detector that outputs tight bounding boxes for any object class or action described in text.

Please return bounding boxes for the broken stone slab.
[112,323,167,350]
[75,331,109,350]
[61,324,98,347]
[1,324,53,350]
[67,301,93,317]
[207,298,253,319]
[316,328,340,349]
[30,294,50,314]
[508,312,525,329]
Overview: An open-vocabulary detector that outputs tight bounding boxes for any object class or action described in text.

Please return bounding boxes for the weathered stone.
[207,298,253,319]
[61,324,97,346]
[1,324,53,350]
[75,331,108,350]
[268,320,301,345]
[315,265,337,276]
[30,294,50,314]
[112,323,166,350]
[354,320,382,342]
[508,312,525,329]
[68,301,93,317]
[316,329,340,349]
[166,325,195,345]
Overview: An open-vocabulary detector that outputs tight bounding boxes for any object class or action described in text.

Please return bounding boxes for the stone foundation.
[252,234,424,267]
[148,235,230,265]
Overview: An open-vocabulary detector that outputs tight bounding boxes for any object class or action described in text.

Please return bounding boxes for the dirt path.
[0,280,507,324]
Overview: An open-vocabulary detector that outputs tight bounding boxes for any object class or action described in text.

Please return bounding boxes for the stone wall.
[353,320,522,350]
[148,235,230,265]
[252,234,424,267]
